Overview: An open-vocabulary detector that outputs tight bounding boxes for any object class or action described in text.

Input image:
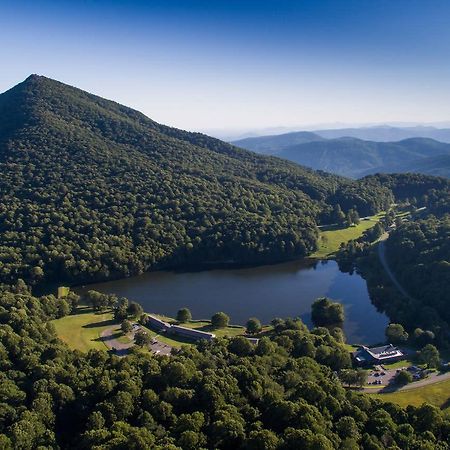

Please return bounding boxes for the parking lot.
[150,339,173,356]
[366,364,428,388]
[367,366,398,387]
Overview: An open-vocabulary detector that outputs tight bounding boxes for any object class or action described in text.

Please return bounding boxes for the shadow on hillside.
[83,319,116,329]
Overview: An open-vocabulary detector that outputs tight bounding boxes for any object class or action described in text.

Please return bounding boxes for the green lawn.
[52,311,264,351]
[312,212,385,258]
[51,307,115,352]
[144,319,249,347]
[371,378,450,410]
[181,320,246,338]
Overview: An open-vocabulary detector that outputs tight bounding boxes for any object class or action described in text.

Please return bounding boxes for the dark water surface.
[77,259,388,344]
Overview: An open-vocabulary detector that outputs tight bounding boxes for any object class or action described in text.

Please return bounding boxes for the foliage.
[177,308,192,323]
[134,329,151,347]
[396,370,413,385]
[311,297,345,327]
[121,319,132,333]
[419,344,441,369]
[385,323,409,345]
[211,311,230,329]
[0,286,448,449]
[246,317,262,334]
[0,76,393,287]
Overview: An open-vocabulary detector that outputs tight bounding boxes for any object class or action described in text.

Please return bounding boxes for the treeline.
[366,173,450,217]
[0,75,391,287]
[0,284,449,449]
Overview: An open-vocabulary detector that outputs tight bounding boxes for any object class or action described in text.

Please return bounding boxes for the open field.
[312,212,385,258]
[371,378,450,410]
[51,307,115,352]
[53,309,256,350]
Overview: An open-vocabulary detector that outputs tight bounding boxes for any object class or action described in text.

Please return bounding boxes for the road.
[377,235,414,301]
[363,370,450,394]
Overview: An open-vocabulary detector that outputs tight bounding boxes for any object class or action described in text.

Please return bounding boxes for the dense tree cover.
[0,285,449,449]
[366,173,450,217]
[385,216,450,345]
[349,213,450,348]
[311,297,345,327]
[0,75,392,287]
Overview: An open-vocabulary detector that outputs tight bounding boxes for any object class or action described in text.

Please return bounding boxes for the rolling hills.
[0,75,391,286]
[234,133,450,178]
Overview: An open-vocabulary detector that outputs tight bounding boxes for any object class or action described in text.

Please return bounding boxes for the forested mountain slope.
[235,133,450,178]
[363,154,450,178]
[0,75,391,286]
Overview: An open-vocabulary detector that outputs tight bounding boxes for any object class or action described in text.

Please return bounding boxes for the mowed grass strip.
[312,212,385,259]
[371,378,450,410]
[51,307,115,352]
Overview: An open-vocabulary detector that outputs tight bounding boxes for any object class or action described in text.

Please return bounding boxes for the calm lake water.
[77,259,388,345]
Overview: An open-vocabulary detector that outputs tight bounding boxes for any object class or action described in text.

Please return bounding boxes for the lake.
[77,259,388,344]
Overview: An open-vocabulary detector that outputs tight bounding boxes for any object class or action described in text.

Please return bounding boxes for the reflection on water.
[77,259,388,344]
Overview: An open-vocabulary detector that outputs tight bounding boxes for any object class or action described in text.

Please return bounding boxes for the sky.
[2,0,450,136]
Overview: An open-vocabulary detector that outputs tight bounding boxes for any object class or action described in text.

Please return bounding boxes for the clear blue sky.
[2,0,450,133]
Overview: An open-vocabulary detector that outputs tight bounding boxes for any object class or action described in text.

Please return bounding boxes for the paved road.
[377,236,414,301]
[364,370,450,394]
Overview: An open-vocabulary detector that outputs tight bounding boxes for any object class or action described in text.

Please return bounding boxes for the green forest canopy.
[0,75,394,286]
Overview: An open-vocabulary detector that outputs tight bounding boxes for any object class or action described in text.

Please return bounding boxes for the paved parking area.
[367,366,401,387]
[150,339,173,356]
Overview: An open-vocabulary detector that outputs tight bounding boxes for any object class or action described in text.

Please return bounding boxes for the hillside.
[235,133,450,178]
[232,131,324,154]
[0,75,392,286]
[364,153,450,178]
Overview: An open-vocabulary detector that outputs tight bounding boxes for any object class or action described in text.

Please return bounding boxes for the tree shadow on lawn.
[96,331,123,342]
[441,397,450,410]
[83,319,116,329]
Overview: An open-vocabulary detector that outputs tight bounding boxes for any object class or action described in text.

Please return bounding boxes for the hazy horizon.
[3,1,450,132]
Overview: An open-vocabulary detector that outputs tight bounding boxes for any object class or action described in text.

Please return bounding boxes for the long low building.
[169,324,215,341]
[145,315,215,341]
[146,315,171,332]
[353,344,404,366]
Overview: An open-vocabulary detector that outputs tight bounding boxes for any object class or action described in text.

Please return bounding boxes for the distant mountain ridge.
[313,125,450,143]
[233,132,450,178]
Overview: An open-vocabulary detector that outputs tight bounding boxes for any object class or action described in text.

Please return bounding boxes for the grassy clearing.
[51,307,114,352]
[53,310,266,351]
[371,378,450,410]
[312,212,385,258]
